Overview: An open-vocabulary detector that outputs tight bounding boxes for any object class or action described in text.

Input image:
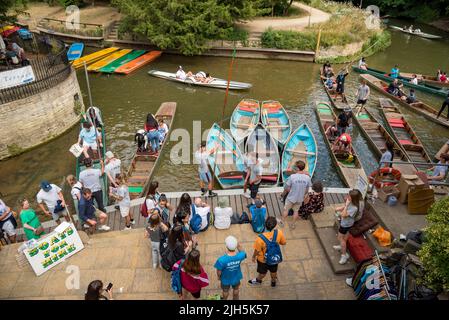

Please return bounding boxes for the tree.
[113,0,244,55]
[418,197,449,293]
[0,0,27,25]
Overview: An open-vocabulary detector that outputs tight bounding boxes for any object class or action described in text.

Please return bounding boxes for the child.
[325,77,334,90]
[158,119,169,144]
[109,174,134,230]
[248,198,267,233]
[157,193,173,225]
[145,212,169,269]
[299,181,325,220]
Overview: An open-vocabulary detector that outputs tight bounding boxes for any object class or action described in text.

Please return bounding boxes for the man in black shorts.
[248,217,286,287]
[355,79,371,116]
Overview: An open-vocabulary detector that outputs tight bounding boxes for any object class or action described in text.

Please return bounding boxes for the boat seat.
[399,139,414,145]
[238,106,256,113]
[240,101,258,108]
[262,159,271,168]
[389,122,405,128]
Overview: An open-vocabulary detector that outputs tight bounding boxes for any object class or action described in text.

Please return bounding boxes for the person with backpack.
[248,216,286,288]
[333,189,364,265]
[193,197,211,232]
[172,249,209,300]
[145,212,169,269]
[175,209,199,248]
[161,225,193,272]
[157,194,173,225]
[173,193,193,223]
[214,236,247,300]
[248,199,267,234]
[141,181,160,219]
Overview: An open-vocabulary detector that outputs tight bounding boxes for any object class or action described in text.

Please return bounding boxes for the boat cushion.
[262,175,278,182]
[221,176,243,180]
[388,118,404,123]
[399,139,413,145]
[129,186,143,193]
[238,106,256,113]
[357,114,370,120]
[240,101,258,107]
[263,103,281,109]
[389,122,405,128]
[318,108,332,115]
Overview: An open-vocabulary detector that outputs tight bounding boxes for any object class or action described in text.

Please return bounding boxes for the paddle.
[286,149,316,156]
[218,133,238,157]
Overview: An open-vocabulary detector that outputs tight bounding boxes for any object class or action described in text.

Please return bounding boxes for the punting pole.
[84,61,94,108]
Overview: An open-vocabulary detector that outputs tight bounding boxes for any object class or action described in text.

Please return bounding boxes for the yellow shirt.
[253,229,286,263]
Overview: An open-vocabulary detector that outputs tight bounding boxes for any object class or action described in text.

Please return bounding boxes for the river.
[1,22,448,210]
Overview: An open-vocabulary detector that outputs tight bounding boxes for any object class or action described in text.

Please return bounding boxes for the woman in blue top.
[390,65,400,79]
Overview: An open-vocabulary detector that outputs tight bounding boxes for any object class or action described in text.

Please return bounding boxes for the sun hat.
[218,197,229,208]
[105,151,114,159]
[40,180,52,192]
[225,236,238,251]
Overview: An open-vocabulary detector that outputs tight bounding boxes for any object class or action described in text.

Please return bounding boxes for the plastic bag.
[372,226,392,247]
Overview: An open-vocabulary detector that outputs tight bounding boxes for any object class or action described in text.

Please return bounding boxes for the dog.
[135,129,148,152]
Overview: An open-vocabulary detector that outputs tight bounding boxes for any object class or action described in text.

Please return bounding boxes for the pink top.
[173,260,209,293]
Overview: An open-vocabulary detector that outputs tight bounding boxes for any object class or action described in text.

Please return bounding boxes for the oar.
[268,125,290,128]
[286,149,316,156]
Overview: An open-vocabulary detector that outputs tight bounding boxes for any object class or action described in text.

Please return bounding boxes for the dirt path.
[236,2,331,38]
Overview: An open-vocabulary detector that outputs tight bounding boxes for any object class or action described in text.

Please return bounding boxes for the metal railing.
[39,18,104,38]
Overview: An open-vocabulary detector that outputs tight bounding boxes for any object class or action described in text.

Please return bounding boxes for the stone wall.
[0,70,84,160]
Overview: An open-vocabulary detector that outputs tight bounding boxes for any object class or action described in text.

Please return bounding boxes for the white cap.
[340,135,347,142]
[225,236,238,251]
[105,151,114,159]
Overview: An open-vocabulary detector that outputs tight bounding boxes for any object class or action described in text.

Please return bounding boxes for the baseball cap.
[225,236,238,251]
[341,135,348,142]
[40,180,52,192]
[105,151,114,159]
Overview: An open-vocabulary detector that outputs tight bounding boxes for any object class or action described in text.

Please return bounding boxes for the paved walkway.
[236,2,330,37]
[0,219,354,300]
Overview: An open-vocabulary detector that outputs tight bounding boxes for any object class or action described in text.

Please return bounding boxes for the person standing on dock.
[355,80,370,116]
[243,152,263,203]
[36,180,70,224]
[280,160,312,229]
[248,216,286,288]
[79,158,106,213]
[437,92,449,120]
[104,151,121,188]
[194,142,218,197]
[109,174,133,230]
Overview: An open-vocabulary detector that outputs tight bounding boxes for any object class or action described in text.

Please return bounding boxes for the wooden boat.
[230,99,260,143]
[320,76,350,110]
[315,101,367,188]
[281,123,317,182]
[352,106,415,174]
[360,73,449,128]
[87,49,132,72]
[115,51,162,75]
[67,42,84,61]
[352,65,449,97]
[245,124,280,186]
[75,108,109,206]
[390,26,442,39]
[435,141,449,161]
[126,102,177,199]
[260,100,291,146]
[72,47,119,69]
[206,123,246,189]
[99,50,146,73]
[148,70,252,90]
[378,98,432,170]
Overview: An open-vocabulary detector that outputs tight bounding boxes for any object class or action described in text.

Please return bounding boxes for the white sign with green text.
[24,222,84,276]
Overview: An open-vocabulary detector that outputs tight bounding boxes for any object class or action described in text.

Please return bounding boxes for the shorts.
[199,171,212,183]
[357,99,367,105]
[336,84,344,93]
[249,182,260,199]
[1,220,16,236]
[221,282,241,292]
[83,140,98,150]
[95,209,106,218]
[119,205,130,218]
[257,260,278,274]
[338,225,352,235]
[284,200,301,212]
[52,208,68,221]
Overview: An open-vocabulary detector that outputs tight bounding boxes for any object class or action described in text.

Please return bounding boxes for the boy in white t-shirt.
[194,197,211,232]
[109,174,134,230]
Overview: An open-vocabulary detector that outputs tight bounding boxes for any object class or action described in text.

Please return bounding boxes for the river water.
[1,21,448,209]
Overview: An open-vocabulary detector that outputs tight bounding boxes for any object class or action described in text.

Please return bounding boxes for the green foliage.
[261,28,317,50]
[0,0,28,24]
[255,0,295,16]
[418,197,449,293]
[113,0,248,55]
[218,27,248,42]
[58,0,85,8]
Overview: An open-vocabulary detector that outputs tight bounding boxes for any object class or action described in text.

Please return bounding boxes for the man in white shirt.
[214,197,233,230]
[36,180,70,223]
[175,66,186,80]
[194,197,211,231]
[79,158,106,212]
[105,151,121,187]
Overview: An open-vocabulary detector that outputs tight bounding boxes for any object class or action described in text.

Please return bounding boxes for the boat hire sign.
[24,222,84,276]
[0,65,35,90]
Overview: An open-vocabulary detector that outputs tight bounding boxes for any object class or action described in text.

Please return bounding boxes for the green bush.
[58,0,85,8]
[261,28,316,51]
[219,28,249,42]
[418,197,449,293]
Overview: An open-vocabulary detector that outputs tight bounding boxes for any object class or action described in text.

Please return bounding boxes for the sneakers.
[130,219,136,225]
[201,188,207,196]
[333,245,342,251]
[271,281,276,287]
[248,279,262,286]
[277,218,285,228]
[243,192,251,199]
[208,191,218,198]
[345,277,353,287]
[152,264,158,269]
[123,226,132,231]
[98,225,111,231]
[339,253,350,265]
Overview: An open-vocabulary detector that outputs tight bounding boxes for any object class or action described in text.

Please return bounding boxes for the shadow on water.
[1,23,449,210]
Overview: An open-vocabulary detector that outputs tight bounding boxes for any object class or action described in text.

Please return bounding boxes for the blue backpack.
[259,230,283,265]
[171,259,185,294]
[250,205,266,233]
[189,204,202,234]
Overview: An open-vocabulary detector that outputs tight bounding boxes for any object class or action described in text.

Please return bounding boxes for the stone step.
[315,226,357,274]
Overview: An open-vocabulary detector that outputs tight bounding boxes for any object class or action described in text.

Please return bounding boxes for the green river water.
[1,21,449,210]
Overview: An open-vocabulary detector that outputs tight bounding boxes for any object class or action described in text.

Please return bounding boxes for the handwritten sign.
[24,222,84,276]
[0,65,35,90]
[355,175,369,199]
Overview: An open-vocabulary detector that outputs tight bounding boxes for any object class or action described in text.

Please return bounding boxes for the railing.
[0,34,72,104]
[38,18,104,38]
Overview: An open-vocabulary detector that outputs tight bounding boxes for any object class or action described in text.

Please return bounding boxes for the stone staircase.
[106,21,120,41]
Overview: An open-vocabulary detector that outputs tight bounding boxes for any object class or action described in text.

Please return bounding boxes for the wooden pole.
[315,28,322,60]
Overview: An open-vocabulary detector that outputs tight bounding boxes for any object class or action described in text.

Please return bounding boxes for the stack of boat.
[207,99,318,189]
[70,45,162,74]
